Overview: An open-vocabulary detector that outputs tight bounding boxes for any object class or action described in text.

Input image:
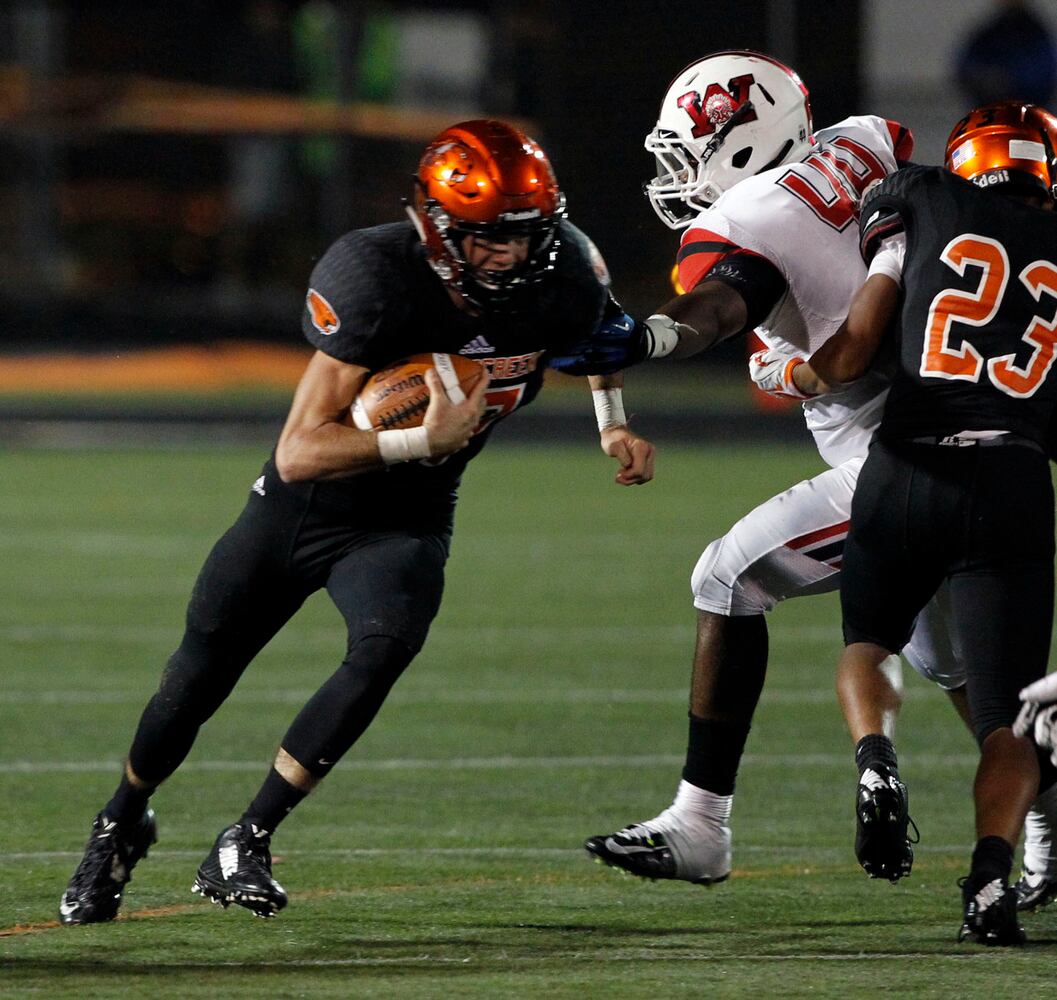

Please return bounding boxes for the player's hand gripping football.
[1015,673,1057,763]
[749,348,814,399]
[600,426,655,486]
[422,367,489,457]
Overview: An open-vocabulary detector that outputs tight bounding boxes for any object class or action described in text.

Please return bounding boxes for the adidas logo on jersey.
[251,476,266,496]
[460,335,494,355]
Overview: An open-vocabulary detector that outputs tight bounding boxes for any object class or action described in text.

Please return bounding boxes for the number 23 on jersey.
[922,233,1057,398]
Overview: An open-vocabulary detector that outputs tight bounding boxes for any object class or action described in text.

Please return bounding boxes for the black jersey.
[285,218,609,528]
[860,165,1057,444]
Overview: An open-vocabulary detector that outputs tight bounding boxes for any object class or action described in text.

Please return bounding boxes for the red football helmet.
[410,119,566,310]
[945,101,1057,201]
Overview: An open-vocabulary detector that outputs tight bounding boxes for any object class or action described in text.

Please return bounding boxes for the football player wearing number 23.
[794,101,1057,945]
[58,119,655,924]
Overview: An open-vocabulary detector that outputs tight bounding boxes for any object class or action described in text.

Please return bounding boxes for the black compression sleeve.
[704,252,787,332]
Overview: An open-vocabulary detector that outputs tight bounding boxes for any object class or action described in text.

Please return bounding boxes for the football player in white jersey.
[563,50,990,888]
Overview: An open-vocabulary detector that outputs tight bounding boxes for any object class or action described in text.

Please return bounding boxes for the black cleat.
[959,876,1027,946]
[584,812,731,885]
[192,823,287,918]
[1014,867,1057,912]
[585,827,679,881]
[854,767,915,882]
[59,809,157,925]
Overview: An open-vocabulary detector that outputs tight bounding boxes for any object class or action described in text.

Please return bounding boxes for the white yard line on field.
[0,622,844,645]
[0,843,978,862]
[0,751,979,774]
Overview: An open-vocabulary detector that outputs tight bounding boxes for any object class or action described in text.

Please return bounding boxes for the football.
[351,352,487,431]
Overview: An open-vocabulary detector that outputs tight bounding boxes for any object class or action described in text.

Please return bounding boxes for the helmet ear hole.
[731,147,753,169]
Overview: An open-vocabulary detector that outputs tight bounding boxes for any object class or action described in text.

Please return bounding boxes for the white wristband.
[377,426,431,464]
[643,314,687,358]
[592,387,626,431]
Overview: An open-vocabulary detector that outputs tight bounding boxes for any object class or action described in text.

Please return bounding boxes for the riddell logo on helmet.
[678,75,758,138]
[973,170,1011,187]
[499,209,541,222]
[306,289,340,336]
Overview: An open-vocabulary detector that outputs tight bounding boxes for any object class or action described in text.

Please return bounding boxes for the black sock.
[682,714,750,795]
[240,768,309,835]
[105,773,154,827]
[855,733,899,779]
[970,835,1014,887]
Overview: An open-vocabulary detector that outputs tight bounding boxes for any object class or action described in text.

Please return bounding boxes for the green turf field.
[3,440,1056,997]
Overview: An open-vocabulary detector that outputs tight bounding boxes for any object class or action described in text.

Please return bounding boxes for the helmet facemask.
[419,194,565,311]
[645,100,761,227]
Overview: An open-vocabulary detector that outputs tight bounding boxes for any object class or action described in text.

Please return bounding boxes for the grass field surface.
[3,440,1056,997]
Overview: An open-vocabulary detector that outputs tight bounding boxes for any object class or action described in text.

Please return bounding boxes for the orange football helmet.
[945,100,1057,201]
[410,119,565,310]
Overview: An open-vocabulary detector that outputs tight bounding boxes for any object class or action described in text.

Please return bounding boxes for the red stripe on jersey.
[786,520,850,551]
[676,228,774,293]
[677,227,740,292]
[679,251,726,291]
[885,120,914,163]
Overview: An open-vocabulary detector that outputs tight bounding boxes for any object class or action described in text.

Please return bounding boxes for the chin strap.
[404,202,427,243]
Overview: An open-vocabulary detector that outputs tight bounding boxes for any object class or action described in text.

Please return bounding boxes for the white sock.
[673,779,733,822]
[642,779,733,833]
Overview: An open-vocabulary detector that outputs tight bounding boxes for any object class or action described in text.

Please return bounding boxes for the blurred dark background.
[0,0,862,353]
[0,0,1054,372]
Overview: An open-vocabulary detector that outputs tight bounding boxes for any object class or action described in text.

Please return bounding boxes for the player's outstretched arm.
[588,372,655,486]
[547,280,750,377]
[653,279,750,359]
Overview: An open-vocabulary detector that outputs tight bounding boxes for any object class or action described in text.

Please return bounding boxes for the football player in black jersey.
[791,101,1057,945]
[58,119,655,924]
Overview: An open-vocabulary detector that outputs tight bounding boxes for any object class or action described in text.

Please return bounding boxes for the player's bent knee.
[690,538,773,617]
[343,633,416,676]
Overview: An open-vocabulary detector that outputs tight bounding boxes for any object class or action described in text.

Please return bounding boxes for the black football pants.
[125,474,450,784]
[841,438,1054,744]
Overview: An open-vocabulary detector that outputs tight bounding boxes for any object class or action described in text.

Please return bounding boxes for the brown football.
[351,353,487,431]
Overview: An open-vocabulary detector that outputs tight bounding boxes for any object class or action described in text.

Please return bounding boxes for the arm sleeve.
[698,251,787,332]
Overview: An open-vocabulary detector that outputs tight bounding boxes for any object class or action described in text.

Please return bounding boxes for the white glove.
[1014,673,1057,763]
[748,348,813,399]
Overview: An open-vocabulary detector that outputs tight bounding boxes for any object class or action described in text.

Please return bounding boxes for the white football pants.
[690,453,963,689]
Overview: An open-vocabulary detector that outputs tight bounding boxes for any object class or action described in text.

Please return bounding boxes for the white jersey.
[678,115,911,467]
